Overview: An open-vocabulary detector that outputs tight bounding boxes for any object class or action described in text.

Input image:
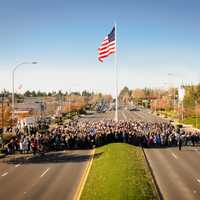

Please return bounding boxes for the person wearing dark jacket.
[178,134,182,151]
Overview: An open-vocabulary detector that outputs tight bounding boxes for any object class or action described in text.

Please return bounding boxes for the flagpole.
[114,22,118,122]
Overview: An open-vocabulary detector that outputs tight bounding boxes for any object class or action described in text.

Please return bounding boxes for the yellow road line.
[73,149,95,200]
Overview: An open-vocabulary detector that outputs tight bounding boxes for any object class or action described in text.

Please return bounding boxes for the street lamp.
[12,62,38,130]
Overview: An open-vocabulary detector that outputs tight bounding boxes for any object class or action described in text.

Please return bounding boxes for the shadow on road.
[4,151,104,165]
[182,148,200,152]
[143,146,200,152]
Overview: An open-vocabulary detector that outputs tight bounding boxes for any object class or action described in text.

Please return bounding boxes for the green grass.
[0,153,5,158]
[81,143,157,200]
[182,116,200,129]
[159,110,177,119]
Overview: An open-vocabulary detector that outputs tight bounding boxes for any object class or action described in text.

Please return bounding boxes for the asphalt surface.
[82,108,200,200]
[0,150,92,200]
[1,108,200,200]
[126,109,200,200]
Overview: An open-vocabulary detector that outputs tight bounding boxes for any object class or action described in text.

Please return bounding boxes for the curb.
[73,149,95,200]
[142,148,164,200]
[0,154,6,159]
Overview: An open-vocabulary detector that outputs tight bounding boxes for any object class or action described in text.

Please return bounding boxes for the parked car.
[129,107,140,111]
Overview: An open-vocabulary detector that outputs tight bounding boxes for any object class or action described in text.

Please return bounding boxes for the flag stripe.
[98,47,116,56]
[98,27,116,62]
[99,51,115,58]
[98,42,116,51]
[98,41,115,50]
[98,47,114,53]
[98,45,116,58]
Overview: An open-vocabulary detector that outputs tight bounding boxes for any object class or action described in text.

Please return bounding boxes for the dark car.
[129,107,140,111]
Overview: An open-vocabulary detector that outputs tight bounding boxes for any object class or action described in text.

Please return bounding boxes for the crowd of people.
[4,119,200,155]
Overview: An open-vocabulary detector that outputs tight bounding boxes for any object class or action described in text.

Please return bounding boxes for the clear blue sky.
[1,0,200,95]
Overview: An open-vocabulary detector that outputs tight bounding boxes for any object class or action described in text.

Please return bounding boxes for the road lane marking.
[171,153,178,159]
[122,112,128,120]
[15,164,21,168]
[1,172,8,177]
[26,157,31,160]
[73,149,95,200]
[40,168,50,178]
[197,179,200,184]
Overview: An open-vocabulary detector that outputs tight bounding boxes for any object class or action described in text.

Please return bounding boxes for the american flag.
[98,27,116,62]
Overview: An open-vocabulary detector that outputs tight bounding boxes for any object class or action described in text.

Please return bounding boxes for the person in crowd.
[178,134,182,151]
[4,118,200,155]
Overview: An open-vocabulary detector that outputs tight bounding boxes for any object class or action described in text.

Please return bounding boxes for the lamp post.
[12,62,38,130]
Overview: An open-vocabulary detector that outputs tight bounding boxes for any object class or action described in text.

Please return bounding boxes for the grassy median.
[81,143,157,200]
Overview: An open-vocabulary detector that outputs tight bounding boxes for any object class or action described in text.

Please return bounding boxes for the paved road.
[83,109,200,200]
[124,109,200,200]
[145,147,200,200]
[1,109,200,200]
[0,150,92,200]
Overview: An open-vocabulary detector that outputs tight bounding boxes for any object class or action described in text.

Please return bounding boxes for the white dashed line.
[1,172,8,177]
[171,153,178,159]
[40,168,50,178]
[197,179,200,184]
[122,112,128,120]
[15,164,21,168]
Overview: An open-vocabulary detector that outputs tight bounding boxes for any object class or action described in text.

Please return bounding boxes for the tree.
[183,85,197,116]
[32,90,37,97]
[24,90,32,97]
[70,92,81,96]
[131,89,145,105]
[47,92,52,96]
[0,104,12,128]
[37,91,47,97]
[82,90,92,97]
[119,86,130,104]
[58,90,63,96]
